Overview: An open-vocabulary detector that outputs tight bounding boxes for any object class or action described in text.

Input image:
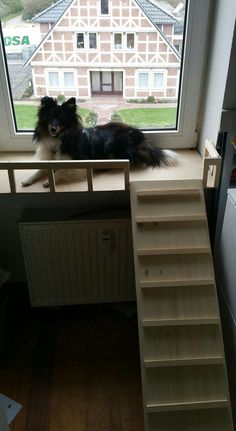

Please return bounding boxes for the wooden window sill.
[0,150,203,194]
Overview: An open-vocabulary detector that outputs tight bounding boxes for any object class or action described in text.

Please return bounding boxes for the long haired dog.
[22,96,177,187]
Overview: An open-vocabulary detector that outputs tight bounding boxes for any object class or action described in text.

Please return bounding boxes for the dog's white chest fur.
[36,136,61,160]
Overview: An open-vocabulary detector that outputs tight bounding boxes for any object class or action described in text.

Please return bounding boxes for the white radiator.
[19,219,135,306]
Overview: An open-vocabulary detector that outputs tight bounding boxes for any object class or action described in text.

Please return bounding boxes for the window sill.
[0,150,203,194]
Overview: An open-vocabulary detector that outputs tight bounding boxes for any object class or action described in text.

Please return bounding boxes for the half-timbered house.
[26,0,182,100]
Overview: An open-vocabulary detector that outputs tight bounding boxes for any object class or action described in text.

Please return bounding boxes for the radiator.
[19,219,135,306]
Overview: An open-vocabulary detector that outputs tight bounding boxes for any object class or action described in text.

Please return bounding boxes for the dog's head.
[37,96,80,137]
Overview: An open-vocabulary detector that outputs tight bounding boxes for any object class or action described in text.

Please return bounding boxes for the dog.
[22,96,177,187]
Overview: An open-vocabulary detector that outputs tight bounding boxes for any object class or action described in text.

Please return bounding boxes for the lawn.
[115,107,177,128]
[14,104,93,130]
[14,104,177,130]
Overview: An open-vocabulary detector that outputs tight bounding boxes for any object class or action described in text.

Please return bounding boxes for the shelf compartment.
[141,285,218,322]
[142,318,220,327]
[144,356,224,367]
[142,325,223,365]
[137,246,211,256]
[137,189,200,197]
[145,399,229,413]
[145,365,228,409]
[140,278,215,288]
[146,409,233,431]
[136,214,206,223]
[139,254,214,287]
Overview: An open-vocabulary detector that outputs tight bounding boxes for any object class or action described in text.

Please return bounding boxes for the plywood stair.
[130,179,234,431]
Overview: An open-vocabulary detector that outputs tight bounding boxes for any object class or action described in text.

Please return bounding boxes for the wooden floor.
[0,285,144,431]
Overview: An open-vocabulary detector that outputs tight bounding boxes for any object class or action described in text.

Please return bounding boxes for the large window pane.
[0,0,192,134]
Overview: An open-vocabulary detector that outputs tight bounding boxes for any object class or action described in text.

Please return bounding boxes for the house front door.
[91,71,123,95]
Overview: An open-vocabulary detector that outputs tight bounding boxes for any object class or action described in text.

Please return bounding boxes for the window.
[0,1,212,150]
[127,33,135,49]
[138,73,149,89]
[114,33,122,50]
[48,71,59,88]
[153,72,164,89]
[46,70,75,90]
[89,33,97,49]
[63,72,75,88]
[101,0,109,15]
[76,33,84,49]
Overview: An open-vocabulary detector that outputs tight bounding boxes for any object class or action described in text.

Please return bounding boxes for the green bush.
[84,111,98,127]
[147,96,156,103]
[111,112,123,123]
[57,94,66,104]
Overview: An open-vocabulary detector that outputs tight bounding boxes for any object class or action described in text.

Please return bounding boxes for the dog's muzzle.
[48,125,62,137]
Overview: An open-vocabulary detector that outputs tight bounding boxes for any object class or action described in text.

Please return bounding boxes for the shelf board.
[137,247,211,256]
[140,279,215,288]
[145,399,229,413]
[144,356,224,367]
[136,214,206,223]
[142,317,220,327]
[137,189,200,197]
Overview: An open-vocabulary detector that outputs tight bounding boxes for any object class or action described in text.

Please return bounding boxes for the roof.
[135,0,178,25]
[32,0,73,23]
[32,0,178,25]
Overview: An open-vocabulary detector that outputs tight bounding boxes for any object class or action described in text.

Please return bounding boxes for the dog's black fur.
[22,96,176,186]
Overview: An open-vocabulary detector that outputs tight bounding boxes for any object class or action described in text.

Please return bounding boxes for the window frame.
[45,68,76,91]
[100,0,109,15]
[76,32,85,49]
[113,33,123,50]
[0,0,211,151]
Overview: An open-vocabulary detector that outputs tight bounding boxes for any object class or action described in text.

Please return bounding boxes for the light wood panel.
[130,179,234,431]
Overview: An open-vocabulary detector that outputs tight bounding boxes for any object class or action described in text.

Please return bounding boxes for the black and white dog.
[22,96,176,187]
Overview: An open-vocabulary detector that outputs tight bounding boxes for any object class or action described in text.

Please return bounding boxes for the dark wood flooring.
[0,284,144,431]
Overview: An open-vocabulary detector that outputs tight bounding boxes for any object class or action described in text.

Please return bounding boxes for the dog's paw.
[42,179,50,188]
[22,177,33,187]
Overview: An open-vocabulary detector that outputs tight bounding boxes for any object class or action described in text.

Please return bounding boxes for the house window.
[47,70,75,89]
[89,33,97,49]
[138,73,149,89]
[63,72,75,88]
[153,72,164,89]
[114,33,122,49]
[48,71,59,88]
[101,0,109,14]
[76,33,84,49]
[127,33,135,49]
[0,1,213,149]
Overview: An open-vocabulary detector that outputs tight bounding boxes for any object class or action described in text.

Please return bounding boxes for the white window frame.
[138,71,149,89]
[0,0,211,150]
[45,69,76,91]
[100,0,109,15]
[76,32,85,49]
[88,32,98,50]
[113,33,123,50]
[152,70,166,90]
[126,33,135,50]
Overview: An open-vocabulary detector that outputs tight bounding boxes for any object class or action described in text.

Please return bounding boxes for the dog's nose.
[51,126,57,133]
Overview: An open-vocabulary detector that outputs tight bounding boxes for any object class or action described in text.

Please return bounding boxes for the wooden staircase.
[130,179,234,431]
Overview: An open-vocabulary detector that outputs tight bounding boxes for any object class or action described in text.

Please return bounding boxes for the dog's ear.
[63,97,77,110]
[40,96,57,107]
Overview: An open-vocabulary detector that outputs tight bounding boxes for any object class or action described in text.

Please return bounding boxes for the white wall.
[198,0,236,154]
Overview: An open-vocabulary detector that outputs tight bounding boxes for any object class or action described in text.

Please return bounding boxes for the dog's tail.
[131,141,177,168]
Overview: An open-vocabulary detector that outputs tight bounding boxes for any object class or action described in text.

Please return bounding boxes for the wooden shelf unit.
[130,179,234,431]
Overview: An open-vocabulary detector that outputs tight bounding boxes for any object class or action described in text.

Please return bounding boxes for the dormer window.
[101,0,109,14]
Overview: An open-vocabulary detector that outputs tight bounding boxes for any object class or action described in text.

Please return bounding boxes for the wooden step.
[142,318,220,327]
[137,246,211,256]
[140,278,215,288]
[136,214,206,223]
[144,356,224,367]
[145,399,229,413]
[137,188,200,197]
